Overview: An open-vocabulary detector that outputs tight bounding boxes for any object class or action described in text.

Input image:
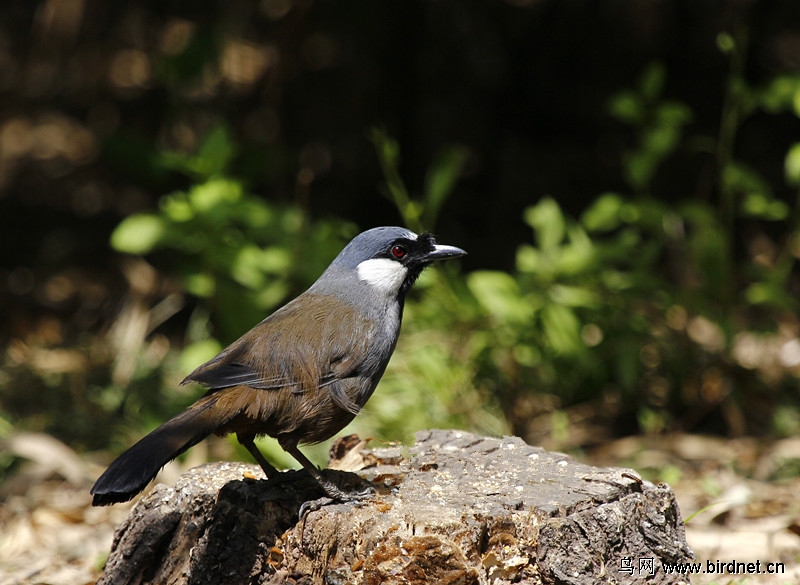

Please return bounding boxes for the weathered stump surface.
[97,430,693,585]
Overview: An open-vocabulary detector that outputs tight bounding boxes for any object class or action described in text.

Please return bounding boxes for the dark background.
[2,0,800,454]
[5,1,799,272]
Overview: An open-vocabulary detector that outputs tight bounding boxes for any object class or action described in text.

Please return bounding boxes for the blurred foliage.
[2,1,800,475]
[358,129,508,444]
[463,52,800,441]
[110,123,355,344]
[368,127,470,234]
[104,124,355,467]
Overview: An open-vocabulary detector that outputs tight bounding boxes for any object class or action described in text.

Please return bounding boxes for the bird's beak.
[424,244,467,262]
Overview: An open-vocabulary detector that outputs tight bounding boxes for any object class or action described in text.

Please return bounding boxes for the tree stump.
[97,430,693,585]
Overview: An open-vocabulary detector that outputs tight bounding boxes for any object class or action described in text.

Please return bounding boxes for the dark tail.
[91,397,226,506]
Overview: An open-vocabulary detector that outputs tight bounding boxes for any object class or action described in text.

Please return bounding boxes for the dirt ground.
[1,432,799,585]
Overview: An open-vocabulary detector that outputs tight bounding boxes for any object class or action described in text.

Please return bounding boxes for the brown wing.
[181,293,374,414]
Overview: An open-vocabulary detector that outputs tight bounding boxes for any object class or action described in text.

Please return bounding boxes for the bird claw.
[298,484,375,520]
[299,496,336,519]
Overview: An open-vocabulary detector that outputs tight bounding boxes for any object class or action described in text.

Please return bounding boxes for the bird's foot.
[299,482,375,519]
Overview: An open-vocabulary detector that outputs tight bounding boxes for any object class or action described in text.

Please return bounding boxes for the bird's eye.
[391,245,407,259]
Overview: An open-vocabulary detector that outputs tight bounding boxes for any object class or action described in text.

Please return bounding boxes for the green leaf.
[189,178,244,212]
[511,344,541,367]
[558,225,595,275]
[193,124,236,176]
[254,281,290,309]
[467,271,534,323]
[741,192,789,221]
[515,244,541,273]
[625,149,658,191]
[715,32,735,55]
[655,101,693,130]
[639,62,666,101]
[236,199,273,228]
[161,192,194,222]
[183,272,215,297]
[785,142,800,186]
[722,161,772,199]
[231,245,293,289]
[744,281,797,310]
[541,304,583,354]
[601,269,636,291]
[758,75,800,113]
[110,213,167,254]
[369,127,401,167]
[231,245,268,289]
[525,198,565,252]
[423,145,469,227]
[582,193,624,232]
[548,284,598,308]
[608,90,644,125]
[157,125,237,178]
[180,339,223,377]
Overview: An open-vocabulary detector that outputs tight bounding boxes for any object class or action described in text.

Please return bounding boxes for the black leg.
[279,438,373,504]
[237,433,279,478]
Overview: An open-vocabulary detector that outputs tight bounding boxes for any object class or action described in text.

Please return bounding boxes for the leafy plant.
[466,51,800,440]
[360,128,508,444]
[101,124,355,464]
[111,124,354,346]
[368,127,470,233]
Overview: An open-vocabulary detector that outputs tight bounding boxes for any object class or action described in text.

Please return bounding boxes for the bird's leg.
[237,433,279,479]
[279,438,374,505]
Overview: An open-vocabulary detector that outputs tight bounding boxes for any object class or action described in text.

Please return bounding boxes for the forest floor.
[1,432,799,585]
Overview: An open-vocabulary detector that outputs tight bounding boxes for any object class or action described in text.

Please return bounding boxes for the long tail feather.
[91,397,225,506]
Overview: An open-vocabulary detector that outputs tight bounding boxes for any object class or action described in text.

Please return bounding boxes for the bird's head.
[310,226,467,302]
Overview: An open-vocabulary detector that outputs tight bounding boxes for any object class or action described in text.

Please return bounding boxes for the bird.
[90,226,466,506]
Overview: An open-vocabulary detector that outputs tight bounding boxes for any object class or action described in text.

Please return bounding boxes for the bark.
[97,430,693,585]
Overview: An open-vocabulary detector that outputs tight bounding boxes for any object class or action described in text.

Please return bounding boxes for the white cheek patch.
[357,258,408,293]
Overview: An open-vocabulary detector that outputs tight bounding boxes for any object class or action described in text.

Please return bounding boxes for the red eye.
[391,245,407,259]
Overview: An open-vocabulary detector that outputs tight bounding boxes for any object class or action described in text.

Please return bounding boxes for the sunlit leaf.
[541,304,583,354]
[110,213,167,254]
[189,178,243,211]
[512,344,541,367]
[785,142,800,186]
[237,199,273,227]
[757,75,800,114]
[231,245,268,288]
[515,244,540,273]
[254,281,290,309]
[525,197,565,252]
[548,284,598,308]
[741,192,789,221]
[180,339,223,377]
[161,192,193,222]
[559,226,595,275]
[582,193,623,232]
[183,271,215,297]
[467,271,534,323]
